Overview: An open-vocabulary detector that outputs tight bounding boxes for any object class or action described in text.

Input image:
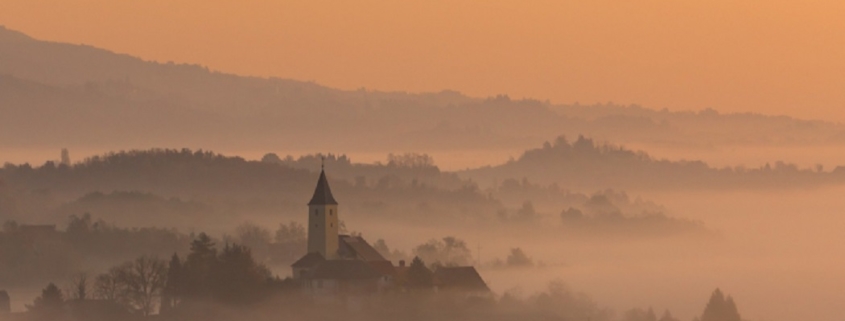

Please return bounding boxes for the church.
[291,166,489,295]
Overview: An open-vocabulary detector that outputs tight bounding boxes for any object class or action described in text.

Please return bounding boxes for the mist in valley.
[1,19,845,321]
[2,146,843,321]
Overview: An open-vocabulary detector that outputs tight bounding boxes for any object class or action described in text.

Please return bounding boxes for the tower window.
[315,209,318,216]
[330,209,333,216]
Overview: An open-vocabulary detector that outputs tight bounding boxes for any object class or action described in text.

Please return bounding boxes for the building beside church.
[291,167,488,296]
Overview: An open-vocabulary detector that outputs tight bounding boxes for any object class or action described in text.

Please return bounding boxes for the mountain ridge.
[3,25,845,160]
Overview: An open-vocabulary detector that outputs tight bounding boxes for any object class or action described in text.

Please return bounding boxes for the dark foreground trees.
[91,256,167,316]
[406,256,434,288]
[26,283,65,319]
[22,232,281,320]
[160,233,276,311]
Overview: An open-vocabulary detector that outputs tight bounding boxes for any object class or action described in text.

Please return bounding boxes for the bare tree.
[68,273,89,300]
[94,267,125,302]
[236,222,272,259]
[122,256,168,316]
[93,256,168,316]
[413,236,472,267]
[274,221,305,244]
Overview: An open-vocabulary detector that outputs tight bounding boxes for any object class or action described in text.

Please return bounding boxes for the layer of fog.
[4,147,845,321]
[9,142,845,174]
[4,180,844,321]
[350,186,845,321]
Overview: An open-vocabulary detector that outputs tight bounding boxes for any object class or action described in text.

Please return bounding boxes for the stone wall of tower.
[307,204,339,259]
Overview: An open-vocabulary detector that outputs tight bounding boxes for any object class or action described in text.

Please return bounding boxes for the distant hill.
[460,135,845,191]
[0,149,499,228]
[0,148,707,237]
[2,25,845,154]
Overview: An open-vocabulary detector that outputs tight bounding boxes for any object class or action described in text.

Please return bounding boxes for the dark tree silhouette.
[406,256,434,288]
[27,283,64,316]
[69,273,89,301]
[506,248,533,267]
[161,234,274,308]
[93,267,125,303]
[184,233,218,299]
[701,288,742,321]
[213,243,271,304]
[161,253,184,314]
[120,256,168,316]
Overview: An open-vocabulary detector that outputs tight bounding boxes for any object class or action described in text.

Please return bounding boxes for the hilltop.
[461,135,845,191]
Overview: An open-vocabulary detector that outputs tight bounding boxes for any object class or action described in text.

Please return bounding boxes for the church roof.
[308,170,338,205]
[338,235,388,262]
[433,266,490,292]
[367,260,396,277]
[291,252,326,268]
[309,260,382,280]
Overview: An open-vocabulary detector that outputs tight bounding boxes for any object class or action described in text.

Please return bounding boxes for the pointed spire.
[308,168,338,205]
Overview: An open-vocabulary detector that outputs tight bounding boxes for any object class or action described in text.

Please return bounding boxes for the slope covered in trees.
[462,135,845,191]
[0,148,706,239]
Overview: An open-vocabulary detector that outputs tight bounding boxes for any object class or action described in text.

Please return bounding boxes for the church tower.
[307,165,339,259]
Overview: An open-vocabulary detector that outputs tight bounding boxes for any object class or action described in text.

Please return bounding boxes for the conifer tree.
[701,288,741,321]
[161,253,184,313]
[27,283,64,317]
[406,256,434,288]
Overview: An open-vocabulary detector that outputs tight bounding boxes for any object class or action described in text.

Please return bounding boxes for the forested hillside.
[462,135,845,191]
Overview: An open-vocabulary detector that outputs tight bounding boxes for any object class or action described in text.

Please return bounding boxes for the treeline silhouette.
[0,214,189,287]
[16,234,288,320]
[0,148,706,237]
[463,135,845,191]
[10,232,745,321]
[262,152,466,190]
[0,148,485,233]
[2,207,521,301]
[0,213,316,288]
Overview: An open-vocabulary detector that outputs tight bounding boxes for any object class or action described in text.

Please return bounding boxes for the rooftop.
[291,252,326,268]
[310,260,382,280]
[308,169,338,206]
[434,266,490,292]
[338,235,388,262]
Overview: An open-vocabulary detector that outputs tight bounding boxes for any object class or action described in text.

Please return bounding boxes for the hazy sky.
[2,0,844,121]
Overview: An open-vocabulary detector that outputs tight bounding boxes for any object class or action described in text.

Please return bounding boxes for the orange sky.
[2,0,844,121]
